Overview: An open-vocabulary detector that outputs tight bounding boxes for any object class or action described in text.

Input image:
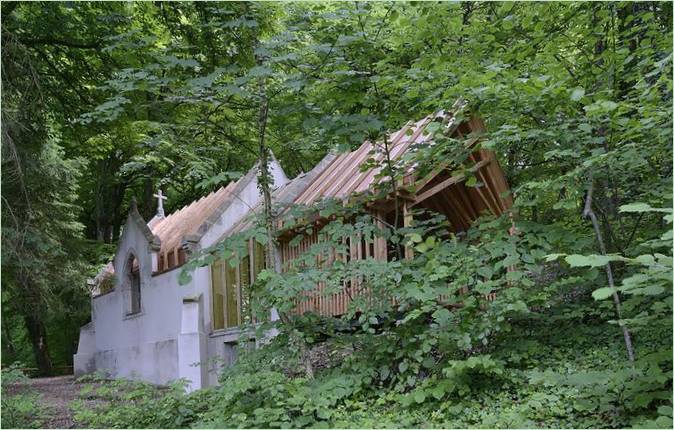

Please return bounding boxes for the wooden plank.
[375,211,388,260]
[340,121,416,197]
[403,201,414,260]
[441,189,473,229]
[451,184,479,220]
[412,159,490,207]
[353,117,432,195]
[481,149,513,210]
[470,153,503,215]
[421,197,460,231]
[411,134,482,192]
[319,142,373,200]
[476,156,506,214]
[412,175,465,207]
[295,152,346,204]
[470,172,501,216]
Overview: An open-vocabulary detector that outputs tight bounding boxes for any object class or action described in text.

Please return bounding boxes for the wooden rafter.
[411,158,491,207]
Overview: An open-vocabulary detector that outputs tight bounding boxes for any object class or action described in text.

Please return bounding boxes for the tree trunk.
[142,176,154,220]
[584,177,635,362]
[24,313,53,375]
[1,313,17,356]
[256,74,314,380]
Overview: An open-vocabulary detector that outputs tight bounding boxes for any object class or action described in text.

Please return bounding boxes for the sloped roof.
[148,164,259,268]
[150,179,241,256]
[219,152,338,239]
[294,105,464,206]
[91,165,259,286]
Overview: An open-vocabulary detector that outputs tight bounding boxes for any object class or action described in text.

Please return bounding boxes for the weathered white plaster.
[73,322,96,377]
[74,160,291,390]
[178,294,208,391]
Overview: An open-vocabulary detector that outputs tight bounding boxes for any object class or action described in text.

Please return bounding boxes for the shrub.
[0,363,45,429]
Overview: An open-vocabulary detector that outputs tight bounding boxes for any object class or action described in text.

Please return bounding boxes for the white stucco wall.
[75,159,290,389]
[88,216,196,384]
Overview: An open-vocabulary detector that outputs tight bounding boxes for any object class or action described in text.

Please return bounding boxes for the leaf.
[578,123,592,133]
[398,361,409,373]
[657,405,673,416]
[432,308,451,326]
[408,233,423,243]
[619,203,672,213]
[570,87,585,101]
[177,269,192,286]
[544,253,565,262]
[655,416,674,428]
[643,285,665,296]
[413,390,426,404]
[600,100,619,111]
[592,287,614,300]
[564,254,624,267]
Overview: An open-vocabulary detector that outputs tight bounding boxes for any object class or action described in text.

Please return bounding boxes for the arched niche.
[124,253,142,315]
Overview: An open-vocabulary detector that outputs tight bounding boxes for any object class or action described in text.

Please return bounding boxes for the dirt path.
[10,375,84,428]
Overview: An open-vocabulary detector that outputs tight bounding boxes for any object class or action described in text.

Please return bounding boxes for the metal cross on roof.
[153,189,167,218]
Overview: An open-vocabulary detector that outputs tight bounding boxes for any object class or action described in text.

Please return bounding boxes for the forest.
[1,1,672,429]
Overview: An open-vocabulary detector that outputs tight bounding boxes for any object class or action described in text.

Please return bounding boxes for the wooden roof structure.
[280,102,513,317]
[92,165,259,286]
[287,101,513,233]
[216,153,338,240]
[149,166,260,273]
[294,113,439,205]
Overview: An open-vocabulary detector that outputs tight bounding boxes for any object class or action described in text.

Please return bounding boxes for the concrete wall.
[73,322,96,377]
[86,214,198,384]
[74,159,290,389]
[89,266,193,384]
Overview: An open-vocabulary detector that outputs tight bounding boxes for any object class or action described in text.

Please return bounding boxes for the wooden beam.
[403,201,414,260]
[452,183,479,219]
[412,135,483,192]
[441,189,474,229]
[412,159,490,207]
[470,153,503,215]
[373,209,387,261]
[413,176,463,207]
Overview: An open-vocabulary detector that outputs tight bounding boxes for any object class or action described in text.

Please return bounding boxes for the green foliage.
[71,373,215,428]
[2,2,671,428]
[0,364,46,429]
[64,305,672,429]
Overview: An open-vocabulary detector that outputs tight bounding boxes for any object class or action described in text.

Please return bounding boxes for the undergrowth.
[0,364,46,429]
[69,303,672,429]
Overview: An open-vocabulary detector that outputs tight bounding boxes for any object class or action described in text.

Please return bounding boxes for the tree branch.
[583,176,635,362]
[19,36,102,50]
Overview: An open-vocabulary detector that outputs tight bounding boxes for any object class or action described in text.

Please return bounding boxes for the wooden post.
[403,201,414,260]
[235,259,242,326]
[374,210,387,261]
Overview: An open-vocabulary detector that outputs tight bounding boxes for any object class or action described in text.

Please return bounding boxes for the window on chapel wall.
[211,260,225,330]
[126,255,141,315]
[210,240,266,331]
